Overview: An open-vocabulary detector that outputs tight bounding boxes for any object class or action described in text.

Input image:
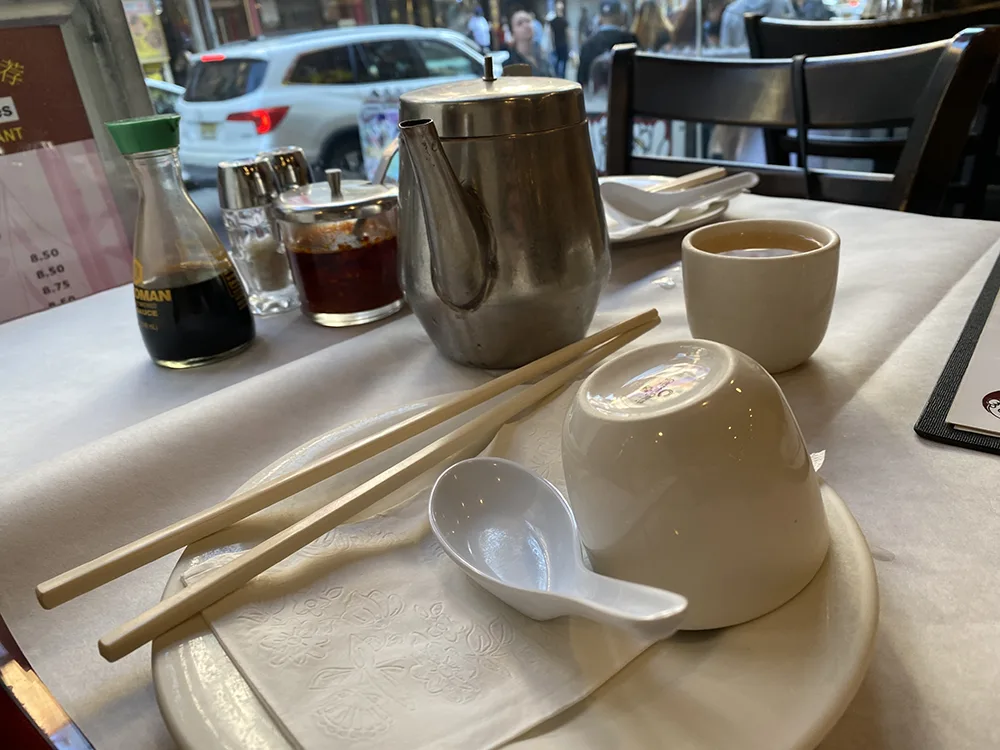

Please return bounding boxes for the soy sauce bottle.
[107,114,255,368]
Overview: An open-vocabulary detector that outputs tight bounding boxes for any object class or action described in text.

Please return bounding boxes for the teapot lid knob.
[325,168,343,199]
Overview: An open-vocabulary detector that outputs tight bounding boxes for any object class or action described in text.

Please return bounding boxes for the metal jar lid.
[273,169,398,225]
[398,59,585,139]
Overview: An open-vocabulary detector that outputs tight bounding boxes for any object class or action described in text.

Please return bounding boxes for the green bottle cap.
[106,114,180,155]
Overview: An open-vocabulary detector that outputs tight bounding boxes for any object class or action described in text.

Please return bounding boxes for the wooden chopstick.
[36,309,660,611]
[650,166,726,194]
[97,317,659,662]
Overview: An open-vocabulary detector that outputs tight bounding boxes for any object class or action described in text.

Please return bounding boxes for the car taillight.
[226,106,289,135]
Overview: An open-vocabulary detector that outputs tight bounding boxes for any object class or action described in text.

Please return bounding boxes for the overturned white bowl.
[562,340,829,630]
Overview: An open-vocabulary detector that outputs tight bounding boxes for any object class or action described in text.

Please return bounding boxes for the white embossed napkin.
[183,388,656,749]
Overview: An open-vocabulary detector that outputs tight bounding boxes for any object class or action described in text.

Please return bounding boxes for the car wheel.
[321,131,365,179]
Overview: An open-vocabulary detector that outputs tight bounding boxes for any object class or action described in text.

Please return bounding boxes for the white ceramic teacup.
[562,340,829,630]
[682,219,840,374]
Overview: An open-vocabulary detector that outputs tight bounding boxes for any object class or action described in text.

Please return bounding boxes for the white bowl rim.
[682,218,839,260]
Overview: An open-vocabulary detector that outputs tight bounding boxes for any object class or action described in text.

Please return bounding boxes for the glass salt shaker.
[217,158,299,316]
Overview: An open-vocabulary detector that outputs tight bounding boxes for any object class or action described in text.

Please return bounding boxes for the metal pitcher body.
[399,121,610,369]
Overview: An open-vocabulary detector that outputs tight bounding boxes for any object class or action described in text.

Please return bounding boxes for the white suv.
[176,25,496,182]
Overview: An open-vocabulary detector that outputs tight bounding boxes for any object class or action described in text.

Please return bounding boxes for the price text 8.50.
[29,249,60,263]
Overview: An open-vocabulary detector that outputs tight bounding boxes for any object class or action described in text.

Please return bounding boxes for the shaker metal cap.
[217,158,278,210]
[258,146,313,191]
[273,176,398,225]
[398,70,585,139]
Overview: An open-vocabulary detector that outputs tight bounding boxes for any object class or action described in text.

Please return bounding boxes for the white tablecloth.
[0,288,371,477]
[2,194,999,750]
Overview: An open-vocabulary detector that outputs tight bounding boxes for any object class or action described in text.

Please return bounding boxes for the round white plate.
[153,396,878,750]
[599,175,730,247]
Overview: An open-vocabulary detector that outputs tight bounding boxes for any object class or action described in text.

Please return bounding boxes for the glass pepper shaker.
[275,169,403,327]
[218,158,300,316]
[106,114,255,368]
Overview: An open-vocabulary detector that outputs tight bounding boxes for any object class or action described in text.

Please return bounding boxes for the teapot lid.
[398,62,585,138]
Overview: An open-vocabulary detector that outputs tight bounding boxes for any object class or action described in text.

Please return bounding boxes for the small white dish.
[429,457,687,640]
[605,200,729,245]
[563,340,830,630]
[598,180,724,245]
[602,172,758,224]
[599,174,748,246]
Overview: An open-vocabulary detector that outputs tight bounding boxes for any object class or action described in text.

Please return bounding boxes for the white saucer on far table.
[600,175,729,247]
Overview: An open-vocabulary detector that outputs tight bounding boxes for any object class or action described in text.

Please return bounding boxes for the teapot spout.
[399,118,494,311]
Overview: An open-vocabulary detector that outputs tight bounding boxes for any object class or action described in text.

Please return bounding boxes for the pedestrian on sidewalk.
[550,2,570,77]
[507,8,554,75]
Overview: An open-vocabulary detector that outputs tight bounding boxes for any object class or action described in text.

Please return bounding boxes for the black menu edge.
[915,247,1000,456]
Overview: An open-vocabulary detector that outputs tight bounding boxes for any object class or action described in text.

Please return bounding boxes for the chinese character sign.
[0,58,24,86]
[0,26,131,323]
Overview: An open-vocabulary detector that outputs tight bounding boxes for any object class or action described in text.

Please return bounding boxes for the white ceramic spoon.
[428,457,688,641]
[601,171,760,224]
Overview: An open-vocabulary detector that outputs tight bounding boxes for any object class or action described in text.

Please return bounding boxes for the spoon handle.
[660,172,758,211]
[571,569,688,642]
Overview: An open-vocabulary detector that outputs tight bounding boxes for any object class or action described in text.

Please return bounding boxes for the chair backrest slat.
[804,39,948,128]
[890,26,1000,212]
[746,3,1000,57]
[632,55,796,126]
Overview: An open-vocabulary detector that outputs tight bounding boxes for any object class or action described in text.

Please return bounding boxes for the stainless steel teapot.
[397,61,610,369]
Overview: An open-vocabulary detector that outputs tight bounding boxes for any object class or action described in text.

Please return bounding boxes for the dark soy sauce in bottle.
[134,262,255,366]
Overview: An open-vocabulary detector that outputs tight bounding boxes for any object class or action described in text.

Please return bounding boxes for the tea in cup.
[682,219,840,373]
[561,340,829,630]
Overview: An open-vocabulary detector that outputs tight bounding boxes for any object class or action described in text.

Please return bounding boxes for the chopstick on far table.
[35,309,661,611]
[97,314,659,662]
[650,166,726,193]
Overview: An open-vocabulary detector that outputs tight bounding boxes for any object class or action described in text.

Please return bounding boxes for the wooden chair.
[606,27,1000,214]
[745,8,1000,216]
[745,4,1000,58]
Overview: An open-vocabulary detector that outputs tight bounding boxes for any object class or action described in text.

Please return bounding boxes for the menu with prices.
[0,26,131,324]
[946,288,1000,436]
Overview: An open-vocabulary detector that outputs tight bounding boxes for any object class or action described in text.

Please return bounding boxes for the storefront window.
[210,0,251,43]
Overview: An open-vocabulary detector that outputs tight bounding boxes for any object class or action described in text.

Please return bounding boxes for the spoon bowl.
[428,457,688,640]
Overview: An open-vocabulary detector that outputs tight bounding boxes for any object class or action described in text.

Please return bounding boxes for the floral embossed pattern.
[193,387,652,749]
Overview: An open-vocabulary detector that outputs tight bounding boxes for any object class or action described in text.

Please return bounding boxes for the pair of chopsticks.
[37,309,661,662]
[649,166,726,194]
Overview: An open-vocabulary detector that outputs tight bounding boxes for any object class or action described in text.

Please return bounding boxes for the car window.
[412,40,481,78]
[287,46,355,85]
[184,58,267,102]
[148,87,179,114]
[356,40,426,82]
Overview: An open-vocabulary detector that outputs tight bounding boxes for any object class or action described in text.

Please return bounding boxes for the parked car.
[176,25,504,183]
[145,78,185,115]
